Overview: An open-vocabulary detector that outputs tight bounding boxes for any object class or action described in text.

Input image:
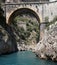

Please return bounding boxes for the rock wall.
[35,21,57,61]
[0,14,18,55]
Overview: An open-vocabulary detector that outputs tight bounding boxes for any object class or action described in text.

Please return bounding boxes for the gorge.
[0,1,57,63]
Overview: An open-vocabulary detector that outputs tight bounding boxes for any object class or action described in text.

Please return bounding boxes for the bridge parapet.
[2,1,57,23]
[5,2,43,23]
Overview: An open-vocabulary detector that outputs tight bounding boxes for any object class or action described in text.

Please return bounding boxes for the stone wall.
[5,0,49,3]
[3,1,57,23]
[43,1,57,22]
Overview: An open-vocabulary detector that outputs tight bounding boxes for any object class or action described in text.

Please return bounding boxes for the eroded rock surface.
[0,25,18,55]
[35,21,57,61]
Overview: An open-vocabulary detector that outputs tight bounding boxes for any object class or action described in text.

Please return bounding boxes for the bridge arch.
[8,8,40,24]
[8,8,40,42]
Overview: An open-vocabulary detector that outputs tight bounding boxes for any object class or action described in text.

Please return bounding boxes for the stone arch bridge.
[3,1,57,40]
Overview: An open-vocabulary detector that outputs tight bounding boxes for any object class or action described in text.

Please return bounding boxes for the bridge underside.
[7,8,40,44]
[8,8,40,24]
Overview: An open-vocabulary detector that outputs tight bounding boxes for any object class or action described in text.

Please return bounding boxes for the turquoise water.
[0,51,57,65]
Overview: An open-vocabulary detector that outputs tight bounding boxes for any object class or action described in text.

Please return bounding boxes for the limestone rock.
[35,21,57,61]
[0,25,18,55]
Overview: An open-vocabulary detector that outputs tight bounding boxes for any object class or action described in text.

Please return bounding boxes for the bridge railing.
[5,1,57,5]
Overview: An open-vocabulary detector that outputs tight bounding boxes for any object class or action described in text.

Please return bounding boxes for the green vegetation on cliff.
[12,15,40,45]
[45,16,57,29]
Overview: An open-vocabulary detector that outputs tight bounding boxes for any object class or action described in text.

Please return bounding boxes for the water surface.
[0,51,57,65]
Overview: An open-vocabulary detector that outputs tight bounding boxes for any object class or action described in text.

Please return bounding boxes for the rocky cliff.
[0,14,18,55]
[35,21,57,61]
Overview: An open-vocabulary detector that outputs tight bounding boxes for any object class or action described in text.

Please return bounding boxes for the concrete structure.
[2,1,57,40]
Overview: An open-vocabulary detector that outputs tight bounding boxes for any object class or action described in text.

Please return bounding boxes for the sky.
[50,0,56,2]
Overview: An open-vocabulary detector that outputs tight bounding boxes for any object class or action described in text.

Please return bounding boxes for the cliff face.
[0,25,18,55]
[0,14,18,55]
[35,21,57,61]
